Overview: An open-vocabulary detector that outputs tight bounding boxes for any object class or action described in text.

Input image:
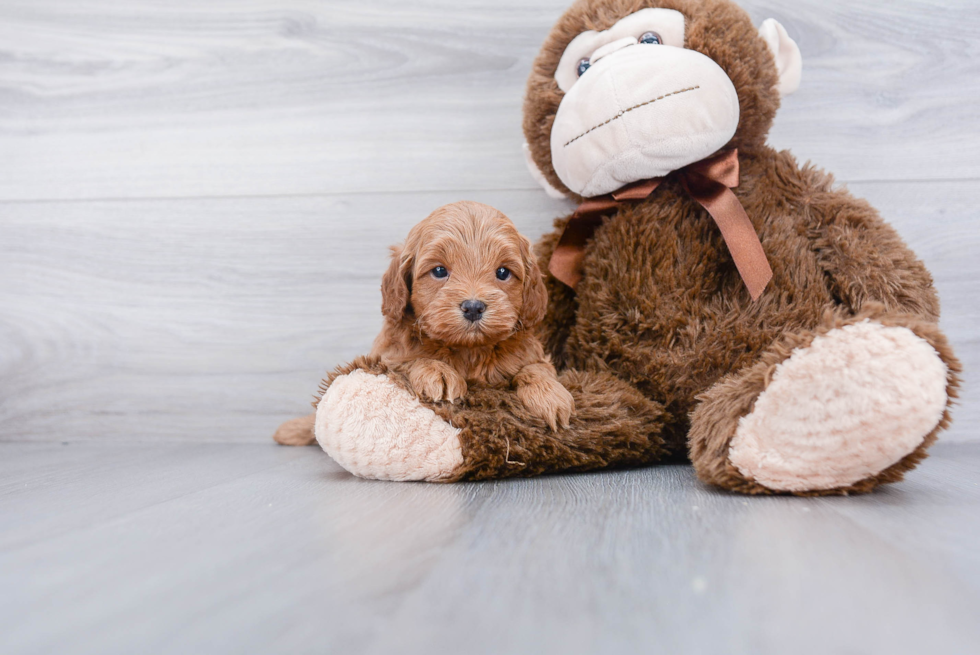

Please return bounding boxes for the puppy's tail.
[272,413,317,446]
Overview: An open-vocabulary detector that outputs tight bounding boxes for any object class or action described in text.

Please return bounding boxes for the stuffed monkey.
[280,0,959,496]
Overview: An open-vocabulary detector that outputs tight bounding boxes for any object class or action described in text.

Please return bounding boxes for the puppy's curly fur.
[273,201,574,446]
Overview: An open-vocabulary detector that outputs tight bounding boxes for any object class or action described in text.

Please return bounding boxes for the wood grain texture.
[0,0,976,443]
[2,441,979,654]
[0,181,976,443]
[0,0,978,202]
[2,3,978,653]
[0,190,575,442]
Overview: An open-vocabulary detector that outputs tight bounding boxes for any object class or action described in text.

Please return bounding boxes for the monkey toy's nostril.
[589,36,638,66]
[460,299,487,322]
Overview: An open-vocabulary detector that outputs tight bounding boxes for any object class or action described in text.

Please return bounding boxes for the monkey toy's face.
[523,0,802,199]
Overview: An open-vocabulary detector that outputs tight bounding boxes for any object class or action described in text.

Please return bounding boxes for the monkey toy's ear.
[759,18,802,97]
[522,142,567,199]
[381,245,413,322]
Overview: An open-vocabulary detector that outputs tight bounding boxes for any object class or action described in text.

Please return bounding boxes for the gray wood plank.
[1,180,976,443]
[1,2,977,654]
[0,0,978,202]
[2,441,979,655]
[0,190,573,442]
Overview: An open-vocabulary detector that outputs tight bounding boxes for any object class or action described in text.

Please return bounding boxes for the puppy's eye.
[496,267,512,281]
[638,31,662,45]
[431,266,449,279]
[576,57,591,77]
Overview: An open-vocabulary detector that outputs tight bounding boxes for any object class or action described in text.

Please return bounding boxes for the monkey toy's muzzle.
[550,44,741,198]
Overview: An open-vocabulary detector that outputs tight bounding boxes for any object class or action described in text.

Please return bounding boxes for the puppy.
[273,201,574,446]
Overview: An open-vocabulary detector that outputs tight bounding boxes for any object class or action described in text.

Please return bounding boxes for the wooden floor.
[2,441,980,654]
[1,0,979,652]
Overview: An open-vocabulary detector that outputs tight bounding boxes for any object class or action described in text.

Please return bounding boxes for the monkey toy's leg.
[688,307,960,495]
[308,357,668,482]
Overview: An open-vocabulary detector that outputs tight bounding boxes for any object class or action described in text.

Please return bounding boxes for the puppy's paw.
[409,359,468,403]
[517,376,575,431]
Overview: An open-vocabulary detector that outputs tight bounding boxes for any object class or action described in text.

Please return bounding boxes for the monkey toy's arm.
[805,185,940,321]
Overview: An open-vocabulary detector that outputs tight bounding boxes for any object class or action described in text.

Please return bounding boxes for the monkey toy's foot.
[690,314,958,495]
[314,357,668,482]
[316,369,465,481]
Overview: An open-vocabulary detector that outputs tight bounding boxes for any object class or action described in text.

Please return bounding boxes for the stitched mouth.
[563,85,700,147]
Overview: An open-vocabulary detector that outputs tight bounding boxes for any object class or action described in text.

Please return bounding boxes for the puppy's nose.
[460,299,487,322]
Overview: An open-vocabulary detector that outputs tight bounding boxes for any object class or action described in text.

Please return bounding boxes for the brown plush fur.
[281,0,960,496]
[516,0,960,494]
[687,304,960,495]
[312,355,668,481]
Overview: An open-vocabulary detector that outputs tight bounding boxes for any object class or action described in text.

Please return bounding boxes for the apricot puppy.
[273,201,574,446]
[376,201,574,429]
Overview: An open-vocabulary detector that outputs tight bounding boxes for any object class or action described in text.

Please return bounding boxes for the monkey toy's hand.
[408,358,468,403]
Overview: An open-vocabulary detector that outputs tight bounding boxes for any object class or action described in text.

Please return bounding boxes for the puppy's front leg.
[408,358,468,403]
[515,361,575,431]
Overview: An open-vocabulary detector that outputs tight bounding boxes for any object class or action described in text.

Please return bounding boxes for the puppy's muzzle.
[460,299,486,322]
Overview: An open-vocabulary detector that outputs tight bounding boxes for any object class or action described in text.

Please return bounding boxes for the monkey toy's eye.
[638,31,662,44]
[576,57,591,77]
[495,267,512,281]
[431,266,448,279]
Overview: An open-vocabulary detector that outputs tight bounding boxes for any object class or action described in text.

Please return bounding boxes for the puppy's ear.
[381,245,412,322]
[518,236,548,327]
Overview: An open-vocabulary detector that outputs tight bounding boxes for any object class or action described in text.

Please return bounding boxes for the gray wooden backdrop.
[1,0,977,444]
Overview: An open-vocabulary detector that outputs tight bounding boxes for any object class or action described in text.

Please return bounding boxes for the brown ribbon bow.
[548,148,773,301]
